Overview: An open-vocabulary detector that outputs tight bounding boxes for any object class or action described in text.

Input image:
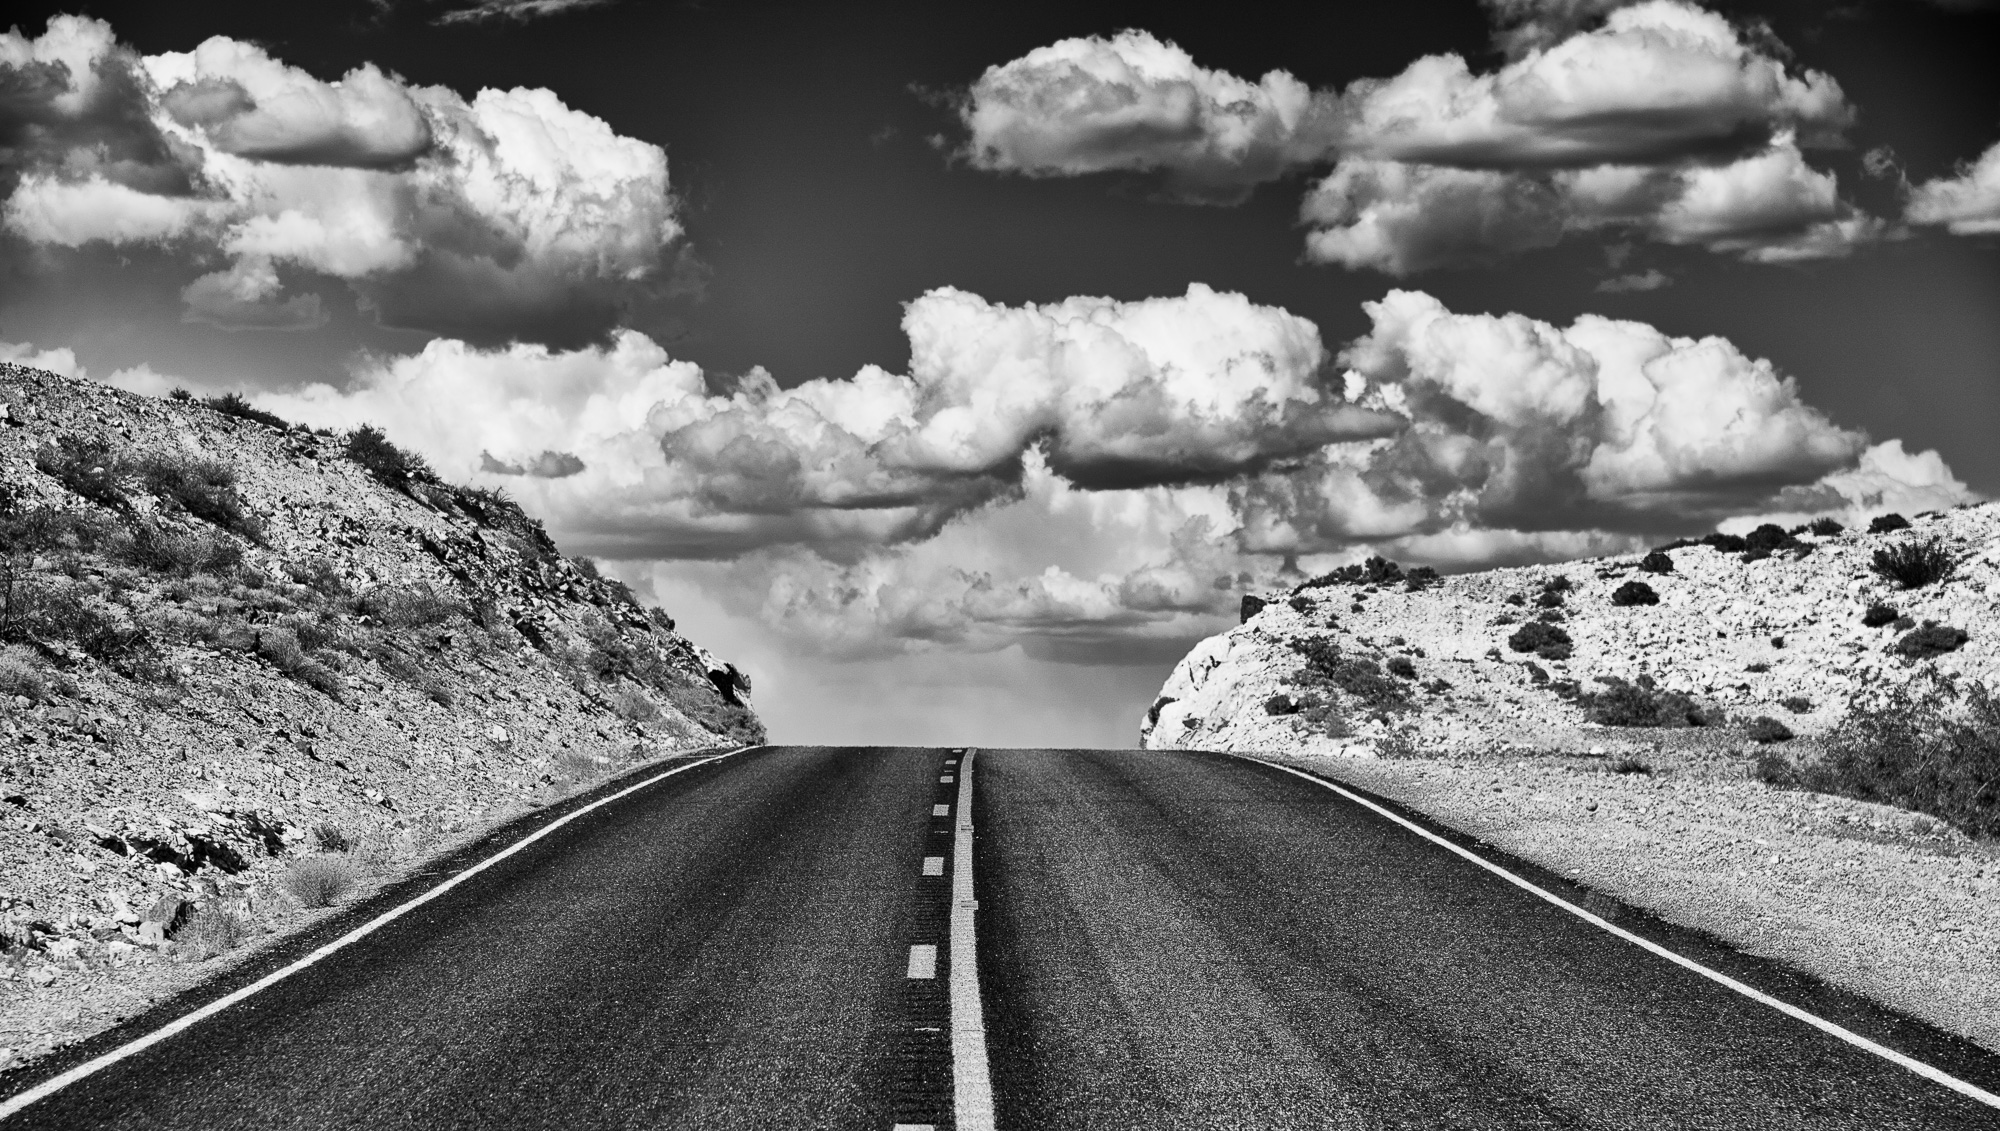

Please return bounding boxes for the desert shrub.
[1503,592,1526,606]
[128,451,261,539]
[35,435,129,511]
[1862,603,1900,628]
[1386,656,1417,679]
[1780,695,1813,714]
[1751,750,1795,785]
[1809,517,1844,536]
[1507,621,1573,661]
[256,627,345,698]
[1264,693,1298,715]
[310,823,351,853]
[1638,551,1674,575]
[1611,580,1659,607]
[344,424,432,487]
[111,520,241,577]
[645,606,677,633]
[1536,608,1566,623]
[663,681,765,743]
[1610,757,1653,775]
[1403,566,1440,592]
[1287,636,1412,712]
[1741,523,1798,562]
[357,583,463,628]
[1700,532,1748,553]
[167,387,193,402]
[284,555,350,602]
[284,855,357,908]
[611,685,662,723]
[203,392,291,431]
[1746,716,1795,743]
[0,645,56,703]
[1798,682,2000,837]
[1422,678,1452,694]
[1871,538,1954,589]
[174,906,250,960]
[359,639,451,706]
[1580,675,1717,728]
[7,585,142,658]
[1287,594,1314,614]
[1868,513,1911,534]
[1897,622,1969,659]
[1524,661,1550,685]
[1492,612,1519,626]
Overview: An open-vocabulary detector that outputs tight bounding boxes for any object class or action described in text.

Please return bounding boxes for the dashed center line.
[940,775,954,783]
[932,803,950,817]
[922,856,944,876]
[906,944,938,980]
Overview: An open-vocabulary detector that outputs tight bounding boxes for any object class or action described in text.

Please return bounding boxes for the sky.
[2,0,1997,747]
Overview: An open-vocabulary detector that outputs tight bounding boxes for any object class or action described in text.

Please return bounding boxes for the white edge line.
[0,745,761,1123]
[1239,754,2000,1111]
[949,749,997,1131]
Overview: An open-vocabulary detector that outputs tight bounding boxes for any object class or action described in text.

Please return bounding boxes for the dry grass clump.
[283,855,357,909]
[357,583,464,629]
[174,905,251,961]
[256,627,346,699]
[1579,675,1720,728]
[611,685,661,723]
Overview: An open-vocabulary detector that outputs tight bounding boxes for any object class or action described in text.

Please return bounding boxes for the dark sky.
[6,0,1998,490]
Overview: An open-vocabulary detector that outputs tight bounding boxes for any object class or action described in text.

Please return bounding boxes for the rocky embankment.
[0,362,761,1066]
[1144,504,1999,760]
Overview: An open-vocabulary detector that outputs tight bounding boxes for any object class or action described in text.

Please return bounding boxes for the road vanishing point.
[5,745,2000,1129]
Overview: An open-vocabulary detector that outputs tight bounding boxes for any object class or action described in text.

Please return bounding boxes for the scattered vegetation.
[1507,621,1573,662]
[1787,681,2000,838]
[1609,757,1654,775]
[1868,513,1911,534]
[358,583,464,629]
[283,856,357,908]
[1780,696,1813,714]
[1403,565,1440,592]
[1862,603,1900,628]
[174,905,251,960]
[1287,594,1314,615]
[203,392,292,432]
[1870,538,1955,589]
[1808,517,1844,536]
[310,823,351,853]
[344,424,433,488]
[1579,674,1719,728]
[1287,636,1411,713]
[1745,716,1795,743]
[128,450,261,539]
[1264,692,1299,715]
[1897,622,1970,660]
[1386,656,1417,679]
[1610,580,1659,607]
[1638,551,1674,575]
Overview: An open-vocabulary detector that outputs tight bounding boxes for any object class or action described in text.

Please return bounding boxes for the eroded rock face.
[1143,507,2000,758]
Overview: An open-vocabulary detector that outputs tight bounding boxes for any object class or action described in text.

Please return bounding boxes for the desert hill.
[1143,505,1999,766]
[0,361,759,1043]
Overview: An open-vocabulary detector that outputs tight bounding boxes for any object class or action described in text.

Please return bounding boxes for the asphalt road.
[6,745,2000,1129]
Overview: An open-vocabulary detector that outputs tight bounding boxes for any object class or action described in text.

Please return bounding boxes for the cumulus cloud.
[1906,139,2000,234]
[0,15,680,344]
[957,29,1336,202]
[217,283,1968,660]
[965,3,1878,271]
[1596,268,1671,292]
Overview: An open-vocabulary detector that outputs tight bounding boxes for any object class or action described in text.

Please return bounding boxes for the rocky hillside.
[0,362,759,1010]
[1143,504,1999,762]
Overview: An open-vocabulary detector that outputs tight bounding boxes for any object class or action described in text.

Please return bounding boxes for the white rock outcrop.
[1143,505,2000,758]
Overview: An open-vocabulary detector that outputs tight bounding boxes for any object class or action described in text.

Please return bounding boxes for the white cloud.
[1300,159,1565,275]
[434,0,619,25]
[964,4,1877,271]
[1341,2,1851,168]
[0,16,680,343]
[1906,139,2000,235]
[1596,268,1671,291]
[958,29,1335,202]
[215,282,1969,664]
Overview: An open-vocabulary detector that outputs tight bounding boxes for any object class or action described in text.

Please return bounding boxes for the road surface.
[5,745,1999,1129]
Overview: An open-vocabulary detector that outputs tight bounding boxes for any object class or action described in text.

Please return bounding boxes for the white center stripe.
[923,856,945,876]
[907,944,938,979]
[933,803,950,817]
[941,775,953,783]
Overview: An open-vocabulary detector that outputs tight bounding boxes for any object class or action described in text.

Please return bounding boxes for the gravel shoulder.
[1273,747,2000,1054]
